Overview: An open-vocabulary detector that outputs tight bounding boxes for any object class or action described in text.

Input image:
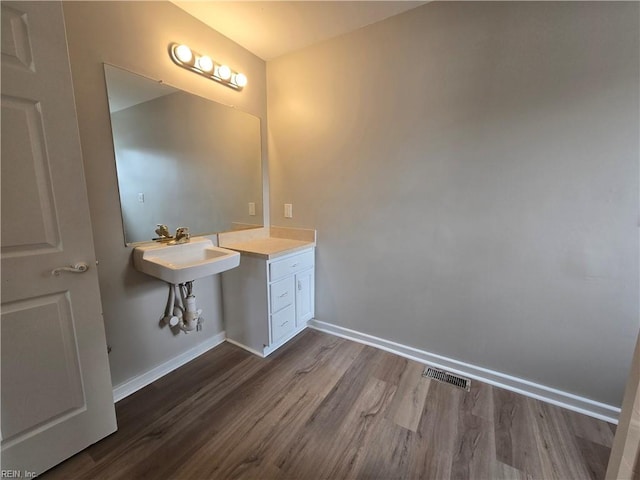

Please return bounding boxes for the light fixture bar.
[169,43,247,91]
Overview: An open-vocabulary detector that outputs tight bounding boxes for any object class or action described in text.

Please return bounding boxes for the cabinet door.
[295,268,315,326]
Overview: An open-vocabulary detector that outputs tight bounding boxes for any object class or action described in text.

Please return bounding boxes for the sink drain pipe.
[162,281,203,333]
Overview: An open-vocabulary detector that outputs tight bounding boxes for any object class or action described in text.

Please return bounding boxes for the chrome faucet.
[174,227,190,244]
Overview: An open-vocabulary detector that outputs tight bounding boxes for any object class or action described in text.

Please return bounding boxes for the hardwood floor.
[43,329,614,479]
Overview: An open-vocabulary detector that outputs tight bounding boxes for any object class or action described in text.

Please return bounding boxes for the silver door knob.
[51,262,89,276]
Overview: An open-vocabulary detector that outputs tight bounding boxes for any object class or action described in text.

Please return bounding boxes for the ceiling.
[171,1,427,61]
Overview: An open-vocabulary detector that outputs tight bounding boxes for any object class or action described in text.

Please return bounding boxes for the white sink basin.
[133,237,240,284]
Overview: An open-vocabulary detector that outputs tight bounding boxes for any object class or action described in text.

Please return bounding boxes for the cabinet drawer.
[271,305,295,343]
[270,276,294,314]
[269,250,314,281]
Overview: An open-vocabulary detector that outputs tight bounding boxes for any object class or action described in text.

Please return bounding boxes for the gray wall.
[63,1,267,388]
[267,1,639,406]
[111,91,262,243]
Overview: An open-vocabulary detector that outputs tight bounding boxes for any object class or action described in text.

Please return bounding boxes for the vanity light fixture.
[169,43,247,90]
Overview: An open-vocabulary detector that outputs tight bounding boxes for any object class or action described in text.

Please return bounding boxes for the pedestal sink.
[133,237,240,284]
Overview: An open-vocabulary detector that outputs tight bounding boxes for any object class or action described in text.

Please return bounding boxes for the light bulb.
[197,55,214,73]
[234,73,248,88]
[217,65,232,80]
[174,44,193,64]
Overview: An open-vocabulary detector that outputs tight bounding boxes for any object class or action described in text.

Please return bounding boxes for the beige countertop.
[218,226,316,259]
[222,237,315,259]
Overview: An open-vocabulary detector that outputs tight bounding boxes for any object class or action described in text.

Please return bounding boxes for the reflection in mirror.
[103,64,262,244]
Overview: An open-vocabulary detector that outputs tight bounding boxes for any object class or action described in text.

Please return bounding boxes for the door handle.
[51,262,89,276]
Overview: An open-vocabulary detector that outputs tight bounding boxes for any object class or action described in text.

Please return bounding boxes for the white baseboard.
[112,331,226,403]
[308,319,620,424]
[225,323,309,358]
[225,337,266,358]
[263,323,308,357]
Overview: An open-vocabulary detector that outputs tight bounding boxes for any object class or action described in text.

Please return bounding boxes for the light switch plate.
[284,203,293,218]
[249,202,256,216]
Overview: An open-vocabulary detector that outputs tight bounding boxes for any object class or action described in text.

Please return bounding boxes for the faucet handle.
[176,227,190,241]
[155,224,171,238]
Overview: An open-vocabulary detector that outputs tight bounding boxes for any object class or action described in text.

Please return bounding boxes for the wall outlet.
[248,202,256,216]
[284,203,293,218]
[137,192,145,203]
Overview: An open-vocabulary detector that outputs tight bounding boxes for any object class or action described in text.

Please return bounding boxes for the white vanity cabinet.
[222,247,315,357]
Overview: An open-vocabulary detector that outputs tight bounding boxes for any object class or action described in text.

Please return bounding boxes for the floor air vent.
[423,367,471,391]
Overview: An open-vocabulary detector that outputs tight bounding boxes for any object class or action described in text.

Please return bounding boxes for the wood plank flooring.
[42,329,614,479]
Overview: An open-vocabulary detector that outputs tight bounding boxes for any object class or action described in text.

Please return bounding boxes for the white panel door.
[1,1,116,475]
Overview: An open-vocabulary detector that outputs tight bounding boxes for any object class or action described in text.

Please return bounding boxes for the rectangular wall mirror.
[104,64,263,244]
